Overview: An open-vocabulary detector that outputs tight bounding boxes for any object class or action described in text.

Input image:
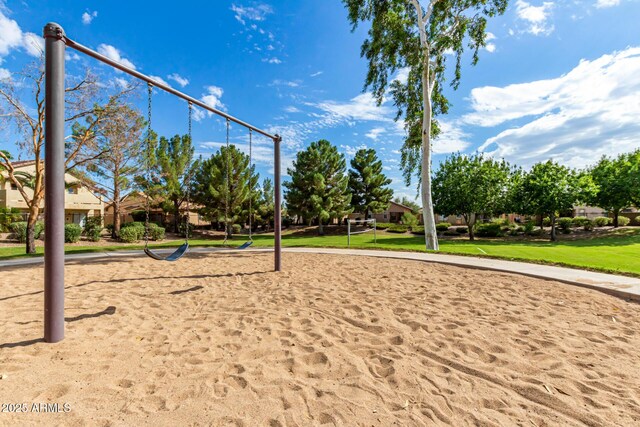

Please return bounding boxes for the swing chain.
[144,82,153,248]
[184,102,193,243]
[248,129,253,241]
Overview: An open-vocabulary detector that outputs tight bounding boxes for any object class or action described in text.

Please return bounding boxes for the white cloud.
[97,44,136,70]
[432,120,470,154]
[193,86,225,121]
[149,75,170,87]
[365,127,385,141]
[22,32,43,57]
[315,93,393,123]
[230,3,273,25]
[0,67,10,80]
[284,106,301,113]
[515,0,554,36]
[310,71,323,77]
[0,9,22,60]
[595,0,620,7]
[270,79,300,87]
[263,57,282,64]
[393,67,410,84]
[484,32,496,53]
[467,47,640,168]
[167,73,189,87]
[82,11,98,25]
[340,144,368,157]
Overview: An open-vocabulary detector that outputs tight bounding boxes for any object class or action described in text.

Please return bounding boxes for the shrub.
[583,219,595,231]
[455,226,468,234]
[436,222,451,232]
[557,217,574,233]
[119,226,140,243]
[375,222,393,230]
[594,216,611,227]
[83,216,103,242]
[475,223,503,237]
[149,226,165,241]
[401,212,419,229]
[410,226,424,235]
[106,223,115,234]
[617,216,630,226]
[572,216,588,227]
[0,207,22,232]
[387,224,409,233]
[524,221,535,235]
[231,224,242,234]
[179,222,194,238]
[443,230,458,236]
[9,221,44,243]
[542,217,551,227]
[10,221,27,242]
[64,224,82,243]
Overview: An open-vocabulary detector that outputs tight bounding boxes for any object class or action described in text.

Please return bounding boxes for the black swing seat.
[144,242,189,262]
[237,241,253,250]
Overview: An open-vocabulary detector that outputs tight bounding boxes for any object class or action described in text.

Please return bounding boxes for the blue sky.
[1,0,639,201]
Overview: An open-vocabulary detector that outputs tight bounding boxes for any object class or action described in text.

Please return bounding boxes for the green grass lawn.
[1,229,639,276]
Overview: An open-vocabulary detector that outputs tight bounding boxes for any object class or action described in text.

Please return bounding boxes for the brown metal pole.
[274,135,282,272]
[43,22,66,343]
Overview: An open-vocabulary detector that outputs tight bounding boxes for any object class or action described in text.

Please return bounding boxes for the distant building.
[0,160,103,226]
[104,191,204,227]
[349,200,415,223]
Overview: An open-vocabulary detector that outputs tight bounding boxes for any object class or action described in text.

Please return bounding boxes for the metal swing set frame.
[42,22,283,343]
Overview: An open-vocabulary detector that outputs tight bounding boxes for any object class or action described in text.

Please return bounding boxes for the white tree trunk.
[412,0,439,251]
[420,76,439,251]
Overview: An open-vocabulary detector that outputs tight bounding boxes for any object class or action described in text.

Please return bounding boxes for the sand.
[1,252,639,426]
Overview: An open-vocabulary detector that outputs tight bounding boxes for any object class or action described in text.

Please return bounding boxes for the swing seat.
[237,241,253,250]
[144,242,189,262]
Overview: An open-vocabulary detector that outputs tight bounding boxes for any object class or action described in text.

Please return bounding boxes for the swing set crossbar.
[60,35,278,142]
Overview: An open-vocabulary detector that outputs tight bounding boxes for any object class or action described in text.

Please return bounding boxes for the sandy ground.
[0,253,639,426]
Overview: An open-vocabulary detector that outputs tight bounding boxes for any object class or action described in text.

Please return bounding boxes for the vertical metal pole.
[274,136,282,272]
[374,219,377,244]
[348,221,350,247]
[43,22,66,343]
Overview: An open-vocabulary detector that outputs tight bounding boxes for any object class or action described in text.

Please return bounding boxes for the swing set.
[42,22,283,343]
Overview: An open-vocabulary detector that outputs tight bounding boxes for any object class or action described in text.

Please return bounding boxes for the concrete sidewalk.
[1,246,639,302]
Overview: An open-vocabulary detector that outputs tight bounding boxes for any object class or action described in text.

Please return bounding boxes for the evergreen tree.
[155,134,197,232]
[285,139,352,235]
[256,178,275,230]
[348,148,393,219]
[192,145,259,238]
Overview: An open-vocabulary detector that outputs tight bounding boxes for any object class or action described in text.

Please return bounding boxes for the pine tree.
[348,148,393,219]
[155,134,197,232]
[192,145,259,238]
[285,139,352,235]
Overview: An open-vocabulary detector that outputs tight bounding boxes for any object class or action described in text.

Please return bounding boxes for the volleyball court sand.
[1,252,639,426]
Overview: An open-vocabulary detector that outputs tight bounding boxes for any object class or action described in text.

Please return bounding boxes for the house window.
[383,213,387,219]
[11,183,18,190]
[67,186,78,195]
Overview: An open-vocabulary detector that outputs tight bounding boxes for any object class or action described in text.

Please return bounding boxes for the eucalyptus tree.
[344,0,509,250]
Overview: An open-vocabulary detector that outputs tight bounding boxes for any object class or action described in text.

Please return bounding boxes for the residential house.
[104,191,205,227]
[0,160,104,226]
[349,200,415,224]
